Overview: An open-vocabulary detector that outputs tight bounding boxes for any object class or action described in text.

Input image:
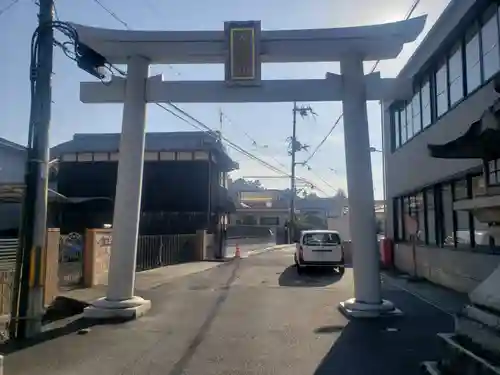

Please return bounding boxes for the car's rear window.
[303,232,341,246]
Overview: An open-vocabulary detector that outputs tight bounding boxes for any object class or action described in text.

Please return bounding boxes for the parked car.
[294,230,345,275]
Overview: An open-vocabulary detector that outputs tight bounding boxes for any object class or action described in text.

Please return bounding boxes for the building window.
[411,91,422,135]
[474,217,494,247]
[454,180,472,247]
[403,196,411,241]
[441,184,454,247]
[396,198,403,241]
[393,109,401,149]
[421,80,432,128]
[472,174,487,197]
[454,178,469,200]
[456,210,472,247]
[400,107,407,144]
[426,188,436,246]
[487,158,500,186]
[260,216,279,226]
[466,26,482,93]
[405,102,413,140]
[481,8,500,82]
[416,192,426,244]
[448,45,464,106]
[435,61,449,117]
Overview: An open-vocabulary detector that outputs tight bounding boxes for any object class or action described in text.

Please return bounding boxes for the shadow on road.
[313,289,454,375]
[0,317,96,355]
[167,259,241,375]
[278,266,344,287]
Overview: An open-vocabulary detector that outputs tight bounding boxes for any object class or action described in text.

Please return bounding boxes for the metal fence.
[136,234,198,272]
[0,237,18,341]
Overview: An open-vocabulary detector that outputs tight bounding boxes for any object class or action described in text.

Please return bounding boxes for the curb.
[246,244,292,257]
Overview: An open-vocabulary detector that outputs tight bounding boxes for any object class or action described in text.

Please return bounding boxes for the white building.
[0,137,27,233]
[383,0,500,293]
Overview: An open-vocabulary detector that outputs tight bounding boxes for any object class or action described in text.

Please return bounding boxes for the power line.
[220,110,290,170]
[303,0,422,164]
[165,103,319,184]
[90,0,324,189]
[0,0,21,18]
[89,0,335,194]
[92,0,130,28]
[91,0,180,77]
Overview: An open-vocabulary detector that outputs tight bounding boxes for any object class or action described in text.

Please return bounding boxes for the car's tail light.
[299,246,304,258]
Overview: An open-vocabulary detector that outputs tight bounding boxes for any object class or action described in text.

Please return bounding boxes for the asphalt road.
[225,237,276,258]
[4,245,453,375]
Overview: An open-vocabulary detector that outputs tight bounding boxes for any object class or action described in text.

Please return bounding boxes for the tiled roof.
[50,131,228,156]
[0,137,26,152]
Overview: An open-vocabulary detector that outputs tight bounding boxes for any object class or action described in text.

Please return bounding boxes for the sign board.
[239,190,277,202]
[224,21,261,86]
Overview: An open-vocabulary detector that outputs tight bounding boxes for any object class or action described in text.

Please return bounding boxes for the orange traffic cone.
[235,244,241,258]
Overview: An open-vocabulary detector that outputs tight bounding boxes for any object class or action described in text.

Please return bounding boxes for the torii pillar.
[338,56,400,317]
[84,55,152,319]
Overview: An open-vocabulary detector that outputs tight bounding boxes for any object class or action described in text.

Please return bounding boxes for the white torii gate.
[74,16,426,320]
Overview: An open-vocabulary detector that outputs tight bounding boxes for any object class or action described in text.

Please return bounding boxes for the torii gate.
[74,16,426,320]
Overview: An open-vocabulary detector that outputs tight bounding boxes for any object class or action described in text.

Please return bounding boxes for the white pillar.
[338,57,400,317]
[84,55,151,320]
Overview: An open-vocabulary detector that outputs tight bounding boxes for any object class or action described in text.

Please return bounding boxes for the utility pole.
[13,0,54,339]
[288,102,316,243]
[289,102,297,243]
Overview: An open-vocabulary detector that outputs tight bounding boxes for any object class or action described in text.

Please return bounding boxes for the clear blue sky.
[0,0,450,198]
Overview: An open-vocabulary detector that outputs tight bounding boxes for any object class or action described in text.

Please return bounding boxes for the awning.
[0,184,112,204]
[0,184,68,203]
[428,113,500,161]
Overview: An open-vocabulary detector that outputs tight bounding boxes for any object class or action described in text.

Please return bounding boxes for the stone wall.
[394,243,500,293]
[83,229,112,287]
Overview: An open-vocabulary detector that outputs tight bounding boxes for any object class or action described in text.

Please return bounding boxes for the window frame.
[435,60,449,118]
[447,42,465,106]
[480,5,500,83]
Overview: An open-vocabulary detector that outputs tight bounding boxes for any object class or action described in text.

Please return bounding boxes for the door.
[301,232,343,262]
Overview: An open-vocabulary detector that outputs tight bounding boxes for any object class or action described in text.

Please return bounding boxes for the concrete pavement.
[4,245,453,375]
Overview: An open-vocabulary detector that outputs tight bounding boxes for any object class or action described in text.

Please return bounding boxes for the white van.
[294,230,345,274]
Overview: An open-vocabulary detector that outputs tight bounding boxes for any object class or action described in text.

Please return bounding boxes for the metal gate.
[58,232,84,289]
[0,238,18,341]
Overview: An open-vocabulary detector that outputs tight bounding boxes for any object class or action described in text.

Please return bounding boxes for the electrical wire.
[86,0,344,195]
[88,0,324,190]
[92,0,130,28]
[91,0,180,77]
[219,110,291,171]
[157,102,317,184]
[303,0,422,164]
[0,0,21,18]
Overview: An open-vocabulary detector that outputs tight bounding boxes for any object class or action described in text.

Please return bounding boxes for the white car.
[294,230,345,275]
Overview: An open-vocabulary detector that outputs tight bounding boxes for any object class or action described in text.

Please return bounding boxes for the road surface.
[225,237,275,258]
[5,245,453,374]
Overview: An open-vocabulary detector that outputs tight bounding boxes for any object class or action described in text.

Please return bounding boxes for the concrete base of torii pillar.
[83,55,151,321]
[337,57,402,318]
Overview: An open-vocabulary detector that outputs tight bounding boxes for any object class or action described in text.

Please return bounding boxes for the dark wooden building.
[50,132,237,235]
